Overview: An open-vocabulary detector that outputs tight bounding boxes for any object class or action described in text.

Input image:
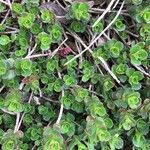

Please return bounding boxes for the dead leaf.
[97,37,106,46]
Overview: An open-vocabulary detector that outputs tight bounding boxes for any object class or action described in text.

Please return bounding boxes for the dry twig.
[92,0,116,27]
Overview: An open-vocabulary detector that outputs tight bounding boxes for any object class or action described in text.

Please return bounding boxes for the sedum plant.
[136,7,150,23]
[104,39,124,58]
[0,59,15,80]
[0,35,11,45]
[92,20,104,34]
[60,92,74,109]
[0,0,150,150]
[130,42,148,65]
[122,89,141,109]
[50,24,62,43]
[43,127,64,150]
[46,57,58,73]
[114,18,126,31]
[0,60,7,77]
[18,13,35,28]
[73,86,89,102]
[2,90,23,113]
[12,3,23,14]
[37,32,52,50]
[120,112,136,130]
[126,68,144,90]
[93,46,110,61]
[132,0,142,5]
[63,74,77,87]
[112,63,126,75]
[15,59,33,77]
[70,21,86,33]
[1,129,21,150]
[103,77,115,92]
[60,113,75,136]
[68,2,90,22]
[86,96,106,117]
[30,22,42,35]
[40,9,55,23]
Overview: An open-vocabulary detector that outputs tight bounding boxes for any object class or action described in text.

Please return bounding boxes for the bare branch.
[55,72,64,126]
[0,85,5,93]
[23,53,51,59]
[15,92,33,133]
[14,113,20,133]
[134,65,150,78]
[92,0,116,27]
[1,108,16,115]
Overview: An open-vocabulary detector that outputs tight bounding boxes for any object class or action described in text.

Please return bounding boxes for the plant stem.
[55,72,64,126]
[1,10,10,24]
[23,53,51,59]
[0,85,5,93]
[92,0,116,27]
[15,92,33,132]
[14,113,20,133]
[134,65,150,77]
[1,108,16,115]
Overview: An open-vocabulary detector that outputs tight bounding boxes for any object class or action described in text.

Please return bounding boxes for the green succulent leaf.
[60,119,75,136]
[92,20,104,33]
[123,90,141,109]
[69,2,90,22]
[112,63,126,75]
[114,19,126,31]
[46,58,58,73]
[18,13,35,28]
[121,114,136,130]
[16,59,32,77]
[73,87,89,102]
[71,101,84,113]
[53,79,63,92]
[30,22,42,34]
[105,39,124,58]
[70,21,86,33]
[37,32,52,50]
[4,90,23,113]
[40,9,55,23]
[0,35,11,45]
[103,77,114,92]
[63,75,77,86]
[132,0,142,5]
[61,92,74,109]
[93,47,110,60]
[109,135,124,150]
[43,128,63,150]
[130,43,148,65]
[50,24,62,43]
[136,118,149,135]
[0,60,7,76]
[2,139,15,150]
[12,3,23,14]
[87,96,106,117]
[97,129,111,142]
[132,131,146,148]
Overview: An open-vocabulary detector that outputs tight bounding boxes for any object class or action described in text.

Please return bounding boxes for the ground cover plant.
[0,0,150,149]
